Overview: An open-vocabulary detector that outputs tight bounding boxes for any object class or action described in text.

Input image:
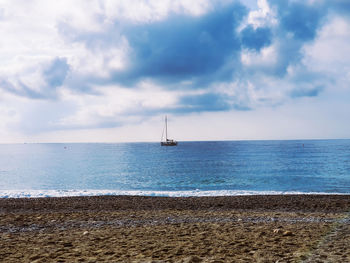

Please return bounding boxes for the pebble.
[29,255,41,261]
[282,231,293,237]
[273,229,281,234]
[184,256,203,263]
[258,231,266,237]
[63,242,73,247]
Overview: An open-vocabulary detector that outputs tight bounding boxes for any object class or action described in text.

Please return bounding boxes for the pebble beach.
[1,195,350,262]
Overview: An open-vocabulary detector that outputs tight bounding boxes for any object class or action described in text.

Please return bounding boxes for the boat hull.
[161,141,178,146]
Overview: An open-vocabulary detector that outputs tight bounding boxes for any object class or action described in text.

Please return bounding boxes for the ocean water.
[0,140,350,198]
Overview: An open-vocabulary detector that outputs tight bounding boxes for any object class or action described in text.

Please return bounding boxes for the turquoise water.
[0,140,349,197]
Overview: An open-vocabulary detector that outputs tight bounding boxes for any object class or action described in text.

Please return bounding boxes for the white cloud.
[303,16,350,66]
[66,40,129,78]
[56,82,180,129]
[241,44,278,68]
[102,0,211,24]
[303,16,350,90]
[245,0,277,29]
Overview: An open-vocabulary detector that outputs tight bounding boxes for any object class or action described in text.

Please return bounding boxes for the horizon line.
[1,138,349,144]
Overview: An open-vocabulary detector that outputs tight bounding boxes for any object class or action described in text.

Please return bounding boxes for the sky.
[0,0,350,143]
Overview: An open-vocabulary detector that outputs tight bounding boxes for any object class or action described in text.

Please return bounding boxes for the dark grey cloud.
[330,0,350,16]
[111,3,247,87]
[240,25,272,51]
[275,1,326,41]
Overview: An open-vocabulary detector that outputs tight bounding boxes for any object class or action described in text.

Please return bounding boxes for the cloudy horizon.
[0,0,350,143]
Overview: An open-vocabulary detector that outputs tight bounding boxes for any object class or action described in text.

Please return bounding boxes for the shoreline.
[1,195,350,262]
[1,189,350,199]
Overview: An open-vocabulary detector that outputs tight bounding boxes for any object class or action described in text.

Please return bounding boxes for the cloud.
[65,0,331,96]
[56,0,330,113]
[330,0,350,16]
[273,1,326,41]
[0,57,70,100]
[0,0,349,139]
[0,80,45,99]
[43,58,70,88]
[176,93,231,113]
[290,85,324,98]
[108,3,248,87]
[240,25,272,51]
[261,0,329,79]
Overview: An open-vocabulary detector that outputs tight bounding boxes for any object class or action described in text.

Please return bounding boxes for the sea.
[0,140,350,198]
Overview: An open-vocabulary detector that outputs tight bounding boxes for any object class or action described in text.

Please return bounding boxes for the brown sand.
[1,195,350,262]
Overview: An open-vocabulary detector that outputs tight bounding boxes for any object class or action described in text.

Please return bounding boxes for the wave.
[0,189,348,198]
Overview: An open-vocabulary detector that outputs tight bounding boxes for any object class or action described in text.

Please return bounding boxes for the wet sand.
[1,195,350,262]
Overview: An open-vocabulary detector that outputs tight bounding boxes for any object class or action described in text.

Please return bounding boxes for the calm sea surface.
[0,140,350,197]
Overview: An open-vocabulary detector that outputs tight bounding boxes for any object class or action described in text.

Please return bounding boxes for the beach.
[1,195,350,262]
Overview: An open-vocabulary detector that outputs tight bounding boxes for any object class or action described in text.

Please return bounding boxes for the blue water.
[0,140,350,197]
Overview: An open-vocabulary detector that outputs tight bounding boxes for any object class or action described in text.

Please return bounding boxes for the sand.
[1,195,350,262]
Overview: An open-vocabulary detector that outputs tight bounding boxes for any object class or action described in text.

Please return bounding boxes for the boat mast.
[165,115,168,141]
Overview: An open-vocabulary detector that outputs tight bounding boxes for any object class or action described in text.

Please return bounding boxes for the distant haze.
[0,0,349,143]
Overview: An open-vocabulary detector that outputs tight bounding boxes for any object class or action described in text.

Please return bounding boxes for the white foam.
[0,189,347,198]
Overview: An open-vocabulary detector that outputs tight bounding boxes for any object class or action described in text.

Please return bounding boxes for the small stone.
[273,229,281,234]
[184,256,203,263]
[14,215,22,221]
[282,231,293,236]
[63,242,73,247]
[258,231,266,237]
[83,231,89,235]
[29,255,41,261]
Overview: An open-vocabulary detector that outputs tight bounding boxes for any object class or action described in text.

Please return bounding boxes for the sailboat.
[161,116,178,146]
